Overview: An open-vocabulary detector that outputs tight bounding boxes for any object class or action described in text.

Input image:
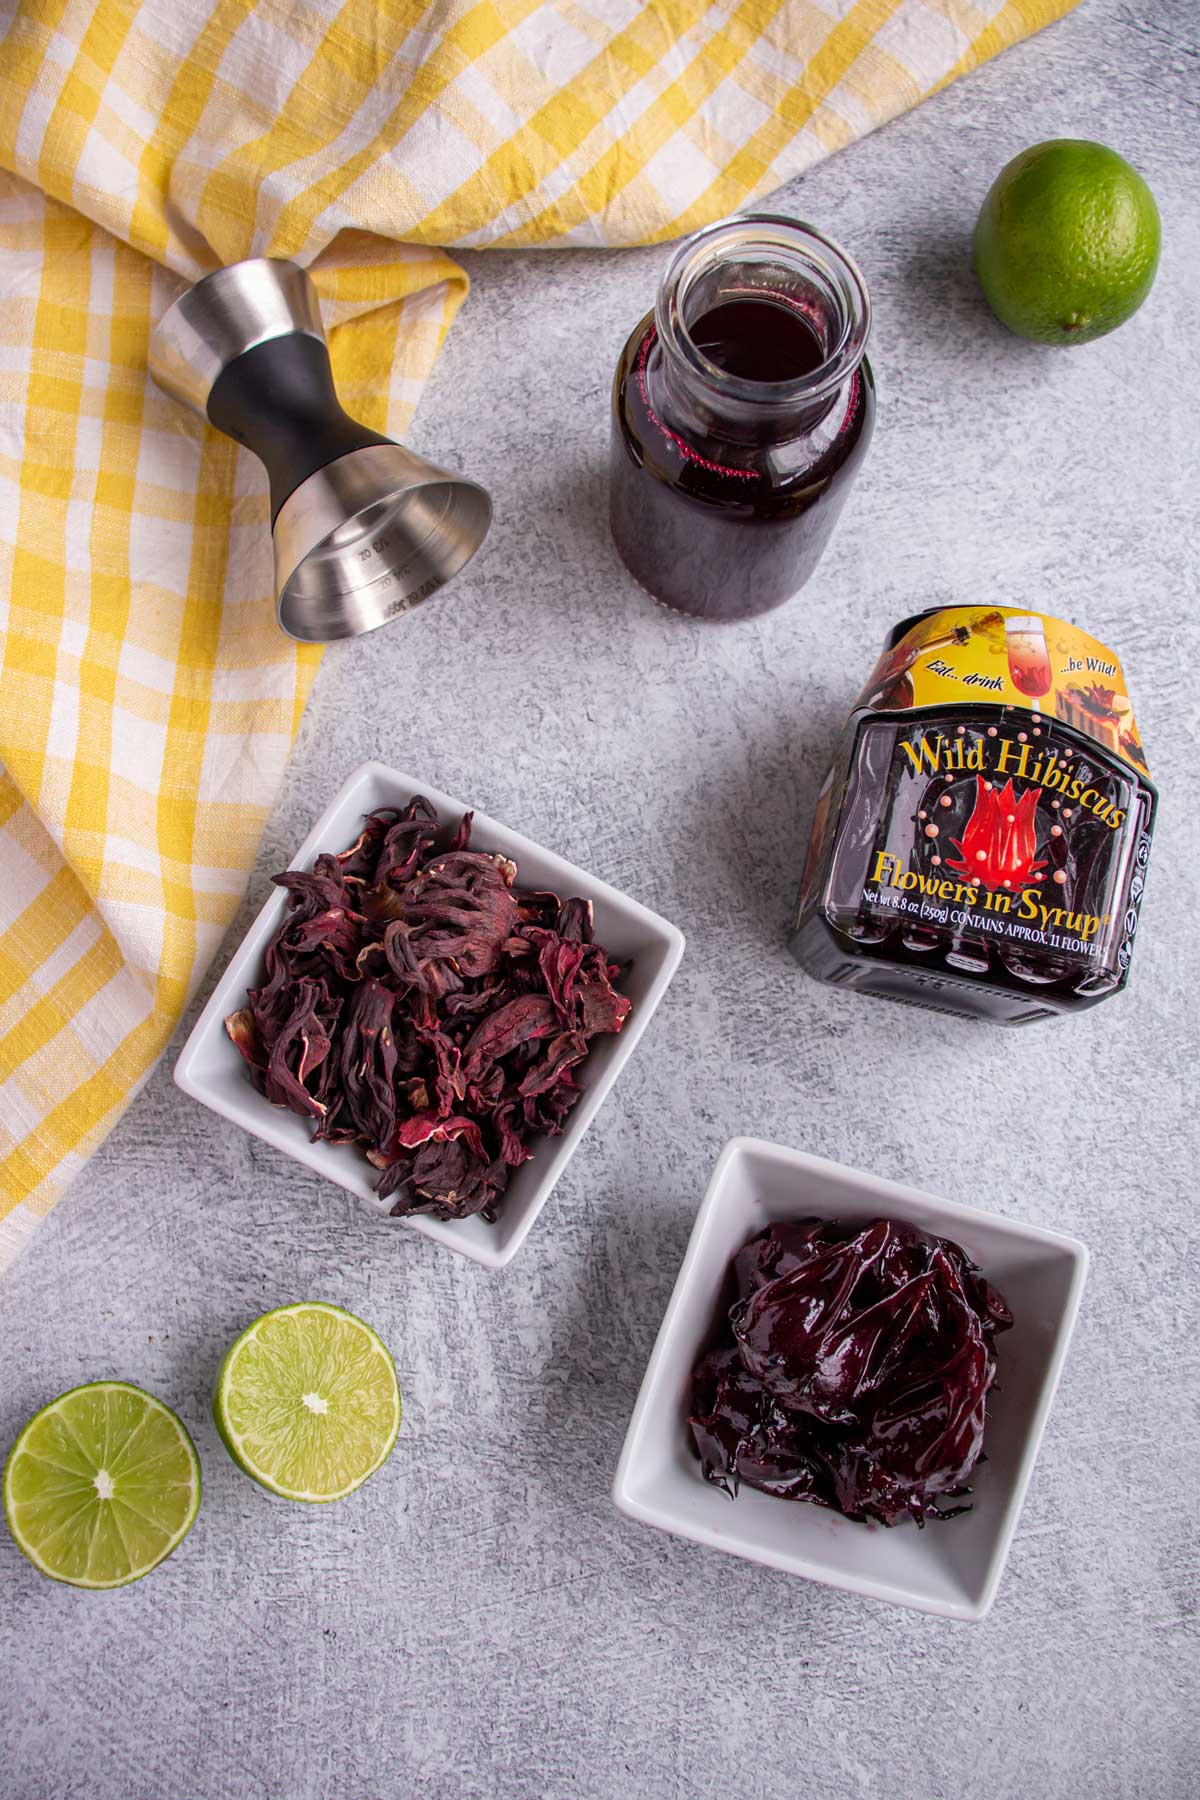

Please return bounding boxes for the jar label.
[857,605,1150,778]
[847,714,1149,980]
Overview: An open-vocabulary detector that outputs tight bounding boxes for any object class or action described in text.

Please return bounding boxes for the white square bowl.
[175,761,684,1269]
[613,1138,1088,1620]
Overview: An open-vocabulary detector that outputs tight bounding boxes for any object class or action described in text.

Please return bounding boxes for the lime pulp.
[3,1381,201,1588]
[213,1302,401,1503]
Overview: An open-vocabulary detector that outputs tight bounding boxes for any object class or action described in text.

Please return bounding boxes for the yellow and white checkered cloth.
[0,0,1075,1268]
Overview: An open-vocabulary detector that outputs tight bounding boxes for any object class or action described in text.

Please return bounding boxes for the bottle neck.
[652,214,871,451]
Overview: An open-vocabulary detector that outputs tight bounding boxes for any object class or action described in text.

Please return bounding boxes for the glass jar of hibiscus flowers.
[789,604,1156,1024]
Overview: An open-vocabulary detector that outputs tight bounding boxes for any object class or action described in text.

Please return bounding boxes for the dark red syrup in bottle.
[689,297,828,381]
[609,218,875,622]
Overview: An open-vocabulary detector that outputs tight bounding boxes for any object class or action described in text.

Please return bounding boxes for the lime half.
[3,1381,201,1588]
[213,1303,401,1503]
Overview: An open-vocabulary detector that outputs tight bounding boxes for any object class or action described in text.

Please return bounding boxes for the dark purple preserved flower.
[225,798,631,1223]
[689,1218,1012,1527]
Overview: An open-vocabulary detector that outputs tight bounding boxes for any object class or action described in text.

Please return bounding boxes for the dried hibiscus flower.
[226,799,631,1222]
[690,1218,1012,1527]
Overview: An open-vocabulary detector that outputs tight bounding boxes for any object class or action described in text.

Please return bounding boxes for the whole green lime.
[973,139,1160,346]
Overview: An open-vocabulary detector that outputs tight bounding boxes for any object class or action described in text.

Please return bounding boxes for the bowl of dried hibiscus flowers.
[175,762,684,1267]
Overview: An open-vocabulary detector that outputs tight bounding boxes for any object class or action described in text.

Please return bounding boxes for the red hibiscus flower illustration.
[944,777,1045,890]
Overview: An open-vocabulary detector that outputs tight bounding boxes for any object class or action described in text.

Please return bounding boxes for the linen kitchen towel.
[0,0,1077,1268]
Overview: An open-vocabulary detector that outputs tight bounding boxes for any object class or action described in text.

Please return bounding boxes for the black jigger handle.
[206,334,390,522]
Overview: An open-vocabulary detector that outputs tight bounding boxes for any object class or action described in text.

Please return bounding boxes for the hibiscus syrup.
[609,215,875,620]
[791,605,1156,1024]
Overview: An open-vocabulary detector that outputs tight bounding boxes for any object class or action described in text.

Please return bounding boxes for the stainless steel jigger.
[148,258,491,643]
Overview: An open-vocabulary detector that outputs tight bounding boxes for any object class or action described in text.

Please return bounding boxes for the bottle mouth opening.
[655,213,871,407]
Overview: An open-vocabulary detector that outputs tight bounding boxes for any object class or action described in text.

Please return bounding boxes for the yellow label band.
[858,606,1150,778]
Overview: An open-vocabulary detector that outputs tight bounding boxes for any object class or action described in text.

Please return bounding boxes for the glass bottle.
[609,214,875,621]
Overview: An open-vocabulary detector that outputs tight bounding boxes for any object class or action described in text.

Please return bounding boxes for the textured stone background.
[2,4,1198,1796]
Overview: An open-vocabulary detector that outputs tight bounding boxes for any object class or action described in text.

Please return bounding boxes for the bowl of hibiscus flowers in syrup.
[175,762,684,1267]
[613,1139,1087,1618]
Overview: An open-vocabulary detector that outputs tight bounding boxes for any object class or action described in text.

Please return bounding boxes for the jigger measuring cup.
[148,258,491,643]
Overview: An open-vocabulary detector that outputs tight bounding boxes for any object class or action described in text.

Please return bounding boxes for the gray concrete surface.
[2,4,1197,1796]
